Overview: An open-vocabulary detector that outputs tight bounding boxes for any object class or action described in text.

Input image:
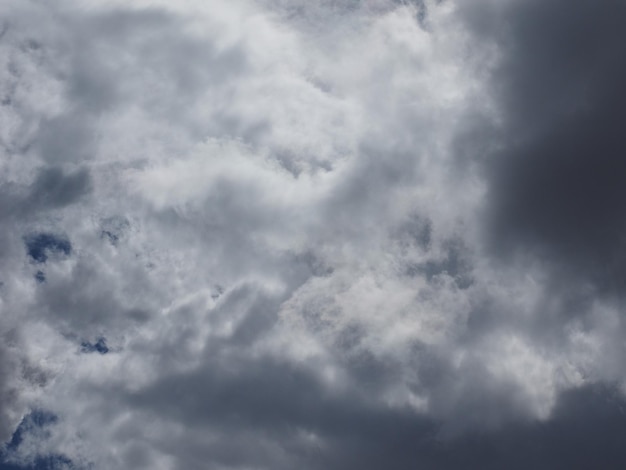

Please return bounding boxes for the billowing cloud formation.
[2,0,626,468]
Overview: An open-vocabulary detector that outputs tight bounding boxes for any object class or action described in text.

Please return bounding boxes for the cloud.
[1,0,626,468]
[482,0,626,289]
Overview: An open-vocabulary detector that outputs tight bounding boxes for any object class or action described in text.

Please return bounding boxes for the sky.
[1,0,626,468]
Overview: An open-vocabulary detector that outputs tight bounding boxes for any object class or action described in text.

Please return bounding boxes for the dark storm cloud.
[123,356,434,470]
[480,0,626,296]
[342,383,626,470]
[119,347,626,470]
[334,384,626,470]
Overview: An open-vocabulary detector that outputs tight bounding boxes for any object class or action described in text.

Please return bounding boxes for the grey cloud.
[33,257,153,334]
[99,216,129,246]
[26,166,92,210]
[35,115,94,164]
[0,343,20,444]
[0,166,91,223]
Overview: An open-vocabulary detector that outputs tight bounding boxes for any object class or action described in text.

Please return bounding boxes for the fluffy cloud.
[1,0,626,468]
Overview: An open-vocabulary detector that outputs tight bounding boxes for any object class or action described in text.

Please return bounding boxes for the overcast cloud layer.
[2,0,626,468]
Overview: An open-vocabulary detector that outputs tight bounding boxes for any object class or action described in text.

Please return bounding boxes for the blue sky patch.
[80,337,109,355]
[24,234,71,264]
[0,411,74,470]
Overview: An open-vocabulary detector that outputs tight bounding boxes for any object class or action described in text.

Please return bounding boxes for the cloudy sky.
[2,0,626,468]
